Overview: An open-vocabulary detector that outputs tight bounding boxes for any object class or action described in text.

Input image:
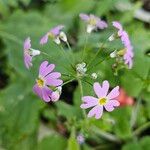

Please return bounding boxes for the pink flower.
[116,88,134,106]
[40,25,64,45]
[112,21,134,69]
[77,134,85,144]
[79,13,108,33]
[33,61,63,102]
[23,37,40,69]
[80,80,120,119]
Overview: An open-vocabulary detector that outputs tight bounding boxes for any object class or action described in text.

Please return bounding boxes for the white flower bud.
[108,34,115,41]
[87,24,95,33]
[110,50,117,58]
[91,73,97,79]
[54,36,61,45]
[59,31,67,42]
[30,49,41,56]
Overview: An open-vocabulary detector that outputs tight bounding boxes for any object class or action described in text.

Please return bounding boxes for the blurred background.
[0,0,150,149]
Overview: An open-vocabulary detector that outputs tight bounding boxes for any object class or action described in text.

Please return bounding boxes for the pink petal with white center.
[80,96,98,109]
[79,13,90,22]
[24,37,31,50]
[87,105,103,119]
[107,86,119,100]
[104,100,120,112]
[39,61,55,77]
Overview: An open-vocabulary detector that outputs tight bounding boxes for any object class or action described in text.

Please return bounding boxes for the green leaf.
[67,128,80,150]
[38,134,67,150]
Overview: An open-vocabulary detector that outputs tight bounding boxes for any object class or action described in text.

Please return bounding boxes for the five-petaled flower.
[23,37,40,69]
[80,80,120,119]
[79,13,108,33]
[40,25,67,45]
[112,21,134,69]
[33,61,63,102]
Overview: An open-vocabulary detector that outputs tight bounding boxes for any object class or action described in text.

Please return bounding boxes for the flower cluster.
[23,13,134,119]
[112,21,134,69]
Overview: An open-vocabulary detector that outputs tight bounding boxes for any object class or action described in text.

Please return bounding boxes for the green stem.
[133,121,150,136]
[62,78,76,87]
[92,126,121,144]
[88,55,110,72]
[87,42,105,68]
[130,97,141,128]
[78,78,86,118]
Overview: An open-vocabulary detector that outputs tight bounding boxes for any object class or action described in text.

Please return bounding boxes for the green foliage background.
[0,0,150,149]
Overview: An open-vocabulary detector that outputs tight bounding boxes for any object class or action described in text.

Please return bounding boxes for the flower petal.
[33,84,43,99]
[87,105,103,119]
[104,100,120,112]
[24,37,31,50]
[112,21,123,31]
[97,20,108,29]
[39,61,55,77]
[51,25,64,36]
[79,13,90,22]
[41,86,52,102]
[24,54,32,69]
[45,72,61,79]
[107,86,119,100]
[93,82,102,98]
[80,96,98,109]
[46,79,63,86]
[101,80,110,98]
[40,34,49,45]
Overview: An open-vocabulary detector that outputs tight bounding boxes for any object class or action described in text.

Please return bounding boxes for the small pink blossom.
[79,13,108,33]
[23,37,40,69]
[33,61,63,102]
[40,25,64,45]
[80,81,120,119]
[112,21,134,69]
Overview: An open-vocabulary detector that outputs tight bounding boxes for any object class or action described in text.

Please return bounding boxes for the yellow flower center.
[89,18,97,25]
[37,78,45,87]
[117,49,126,56]
[48,32,55,39]
[99,98,107,105]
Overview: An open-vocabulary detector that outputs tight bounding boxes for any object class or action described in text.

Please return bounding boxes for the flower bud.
[91,73,98,79]
[87,24,95,33]
[59,31,67,42]
[30,49,41,56]
[51,86,62,102]
[110,50,117,58]
[108,34,115,41]
[54,37,61,45]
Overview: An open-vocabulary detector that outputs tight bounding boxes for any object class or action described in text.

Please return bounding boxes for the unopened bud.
[30,49,41,56]
[110,50,117,58]
[54,37,61,45]
[108,34,115,41]
[59,31,67,42]
[91,73,97,79]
